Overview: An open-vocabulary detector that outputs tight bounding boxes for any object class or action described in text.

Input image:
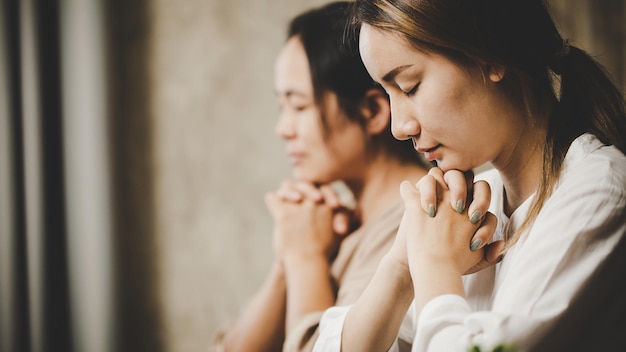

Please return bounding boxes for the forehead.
[274,36,313,94]
[359,24,420,82]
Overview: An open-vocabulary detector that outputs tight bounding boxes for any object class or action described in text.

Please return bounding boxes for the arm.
[401,177,494,314]
[341,254,414,352]
[283,249,336,334]
[220,260,287,352]
[220,181,346,352]
[340,198,418,351]
[267,182,347,335]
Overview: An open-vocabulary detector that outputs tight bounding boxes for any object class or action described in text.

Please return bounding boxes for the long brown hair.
[350,0,626,250]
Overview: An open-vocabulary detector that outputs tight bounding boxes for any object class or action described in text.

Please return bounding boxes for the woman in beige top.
[214,2,429,351]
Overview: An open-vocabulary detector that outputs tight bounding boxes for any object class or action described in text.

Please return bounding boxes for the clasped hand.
[265,180,356,263]
[393,168,503,276]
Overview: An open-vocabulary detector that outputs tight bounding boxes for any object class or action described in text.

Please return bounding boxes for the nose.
[275,110,296,140]
[390,97,420,140]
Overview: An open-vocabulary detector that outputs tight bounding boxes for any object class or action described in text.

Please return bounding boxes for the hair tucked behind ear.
[350,0,626,251]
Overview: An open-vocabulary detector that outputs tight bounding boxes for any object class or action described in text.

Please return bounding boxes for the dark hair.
[288,1,426,166]
[350,0,626,249]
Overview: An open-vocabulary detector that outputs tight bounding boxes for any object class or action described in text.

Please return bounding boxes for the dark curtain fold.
[1,0,71,351]
[105,0,164,350]
[0,0,30,351]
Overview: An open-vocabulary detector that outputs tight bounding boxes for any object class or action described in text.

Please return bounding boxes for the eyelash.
[277,101,309,113]
[294,104,309,112]
[402,84,419,97]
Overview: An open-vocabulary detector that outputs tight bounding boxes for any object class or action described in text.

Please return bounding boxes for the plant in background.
[469,344,525,352]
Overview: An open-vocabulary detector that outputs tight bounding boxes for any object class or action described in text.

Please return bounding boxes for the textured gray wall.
[145,1,625,351]
[148,1,332,351]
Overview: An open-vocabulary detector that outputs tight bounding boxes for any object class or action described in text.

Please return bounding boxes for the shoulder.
[534,134,626,240]
[559,133,626,197]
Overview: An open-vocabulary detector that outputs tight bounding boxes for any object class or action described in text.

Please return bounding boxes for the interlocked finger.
[467,180,491,224]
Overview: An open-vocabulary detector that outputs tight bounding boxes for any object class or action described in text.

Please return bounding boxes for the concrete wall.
[142,1,626,351]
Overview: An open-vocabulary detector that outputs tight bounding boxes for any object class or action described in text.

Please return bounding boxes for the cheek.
[299,115,325,144]
[423,81,480,134]
[327,128,367,159]
[417,89,454,131]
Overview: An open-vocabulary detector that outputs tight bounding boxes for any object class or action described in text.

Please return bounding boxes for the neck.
[345,156,427,225]
[493,127,546,217]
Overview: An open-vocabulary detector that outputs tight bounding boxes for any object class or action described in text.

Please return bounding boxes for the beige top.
[212,200,403,352]
[283,200,403,351]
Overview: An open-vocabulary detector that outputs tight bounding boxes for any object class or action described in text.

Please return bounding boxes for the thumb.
[400,180,421,210]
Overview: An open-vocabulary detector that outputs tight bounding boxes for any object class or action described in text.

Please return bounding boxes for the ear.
[361,88,391,135]
[488,64,506,83]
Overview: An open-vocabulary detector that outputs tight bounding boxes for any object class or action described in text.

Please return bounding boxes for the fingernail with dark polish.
[428,204,436,217]
[455,199,465,213]
[470,239,482,251]
[470,210,482,224]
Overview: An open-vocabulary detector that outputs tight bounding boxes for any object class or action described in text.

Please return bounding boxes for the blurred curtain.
[0,0,115,351]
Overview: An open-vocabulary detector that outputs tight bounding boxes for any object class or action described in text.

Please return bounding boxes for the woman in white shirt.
[313,0,626,351]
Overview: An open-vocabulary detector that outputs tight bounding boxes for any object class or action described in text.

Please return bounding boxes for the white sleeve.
[413,295,545,352]
[313,305,411,352]
[412,295,472,352]
[313,306,350,352]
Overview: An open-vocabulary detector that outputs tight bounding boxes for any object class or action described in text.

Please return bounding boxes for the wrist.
[409,259,464,312]
[283,245,331,263]
[379,254,414,301]
[282,251,331,276]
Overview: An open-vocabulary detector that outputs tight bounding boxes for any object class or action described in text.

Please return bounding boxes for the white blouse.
[313,134,626,352]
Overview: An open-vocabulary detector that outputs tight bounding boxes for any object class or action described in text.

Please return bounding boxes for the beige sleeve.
[282,311,324,352]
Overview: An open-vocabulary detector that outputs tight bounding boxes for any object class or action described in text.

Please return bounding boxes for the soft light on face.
[274,36,368,183]
[358,24,525,172]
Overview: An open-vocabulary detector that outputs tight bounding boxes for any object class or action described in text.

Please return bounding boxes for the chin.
[292,166,338,184]
[293,172,321,183]
[435,160,474,173]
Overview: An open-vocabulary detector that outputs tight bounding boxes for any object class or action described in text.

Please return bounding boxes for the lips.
[287,152,305,165]
[412,140,441,161]
[416,145,439,153]
[412,138,437,152]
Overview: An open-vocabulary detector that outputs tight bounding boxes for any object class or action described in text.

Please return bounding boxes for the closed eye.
[294,104,311,112]
[402,84,419,97]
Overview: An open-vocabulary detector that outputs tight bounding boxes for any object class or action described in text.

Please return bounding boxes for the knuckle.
[428,167,443,177]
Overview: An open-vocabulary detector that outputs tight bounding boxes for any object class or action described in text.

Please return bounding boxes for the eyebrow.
[381,65,412,83]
